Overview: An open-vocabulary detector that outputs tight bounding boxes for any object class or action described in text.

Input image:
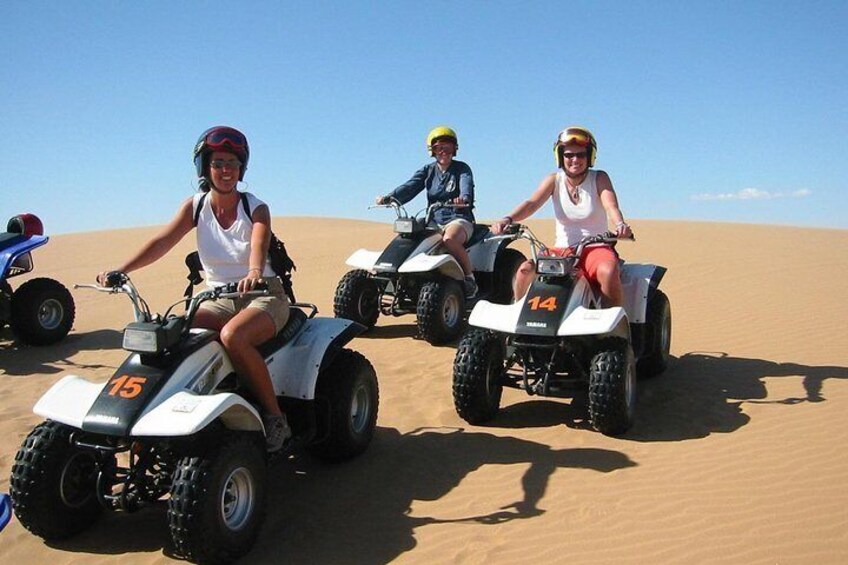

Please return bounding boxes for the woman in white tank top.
[491,126,633,305]
[96,126,292,452]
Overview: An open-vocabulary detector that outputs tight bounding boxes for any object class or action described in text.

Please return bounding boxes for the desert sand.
[1,217,847,564]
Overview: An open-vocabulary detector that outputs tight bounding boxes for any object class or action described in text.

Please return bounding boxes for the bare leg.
[513,260,536,301]
[219,308,282,417]
[442,223,473,276]
[594,260,623,307]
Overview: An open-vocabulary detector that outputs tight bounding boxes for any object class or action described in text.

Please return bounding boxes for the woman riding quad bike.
[334,199,526,344]
[452,225,671,436]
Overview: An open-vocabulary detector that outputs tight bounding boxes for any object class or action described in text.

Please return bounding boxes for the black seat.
[465,224,492,248]
[257,308,307,358]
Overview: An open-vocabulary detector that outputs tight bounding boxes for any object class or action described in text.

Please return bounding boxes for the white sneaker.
[263,414,292,452]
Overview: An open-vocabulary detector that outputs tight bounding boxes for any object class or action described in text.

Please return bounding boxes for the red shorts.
[541,245,619,284]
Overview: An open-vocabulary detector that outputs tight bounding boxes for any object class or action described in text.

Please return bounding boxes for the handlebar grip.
[102,271,127,288]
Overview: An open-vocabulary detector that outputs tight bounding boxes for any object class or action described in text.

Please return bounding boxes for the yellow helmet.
[553,126,597,168]
[427,126,458,156]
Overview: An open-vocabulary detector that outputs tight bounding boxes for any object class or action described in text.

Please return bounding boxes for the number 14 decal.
[108,375,148,399]
[527,295,558,311]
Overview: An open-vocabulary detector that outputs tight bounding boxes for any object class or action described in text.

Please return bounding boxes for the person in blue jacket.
[376,126,478,297]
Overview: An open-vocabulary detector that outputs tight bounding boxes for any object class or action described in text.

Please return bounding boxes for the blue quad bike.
[0,214,75,345]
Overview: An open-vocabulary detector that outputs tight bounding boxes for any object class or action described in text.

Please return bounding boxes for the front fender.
[346,249,383,271]
[557,306,630,340]
[131,391,263,436]
[398,253,464,280]
[34,374,104,428]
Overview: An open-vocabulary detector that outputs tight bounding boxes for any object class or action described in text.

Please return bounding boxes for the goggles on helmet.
[204,128,248,151]
[556,128,592,147]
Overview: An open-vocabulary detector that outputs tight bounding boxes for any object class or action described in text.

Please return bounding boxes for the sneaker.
[263,414,292,453]
[463,276,478,299]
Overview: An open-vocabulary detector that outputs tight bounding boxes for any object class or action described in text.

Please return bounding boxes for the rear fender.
[620,263,667,323]
[266,317,366,400]
[467,236,503,273]
[0,234,47,279]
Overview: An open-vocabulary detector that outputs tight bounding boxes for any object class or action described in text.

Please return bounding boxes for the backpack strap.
[192,192,208,227]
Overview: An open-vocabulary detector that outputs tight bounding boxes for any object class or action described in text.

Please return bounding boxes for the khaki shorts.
[437,218,475,242]
[199,277,290,333]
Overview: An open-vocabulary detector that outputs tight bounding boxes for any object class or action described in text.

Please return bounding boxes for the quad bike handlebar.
[76,273,276,327]
[485,225,634,263]
[370,198,468,224]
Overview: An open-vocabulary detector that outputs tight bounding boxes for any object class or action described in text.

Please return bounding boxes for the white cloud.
[692,188,813,202]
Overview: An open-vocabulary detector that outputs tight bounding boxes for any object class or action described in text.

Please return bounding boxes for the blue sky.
[4,1,846,234]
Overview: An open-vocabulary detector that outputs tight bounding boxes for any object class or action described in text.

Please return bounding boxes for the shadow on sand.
[44,427,634,563]
[471,351,848,442]
[0,329,122,376]
[629,352,848,441]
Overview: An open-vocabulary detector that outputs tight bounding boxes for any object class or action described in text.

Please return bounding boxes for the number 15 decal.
[108,375,148,399]
[527,296,558,311]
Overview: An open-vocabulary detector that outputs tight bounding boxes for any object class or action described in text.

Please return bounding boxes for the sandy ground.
[1,217,847,564]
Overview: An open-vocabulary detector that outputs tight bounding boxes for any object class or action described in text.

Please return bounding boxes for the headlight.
[537,258,569,276]
[394,218,415,234]
[122,317,185,354]
[123,325,160,353]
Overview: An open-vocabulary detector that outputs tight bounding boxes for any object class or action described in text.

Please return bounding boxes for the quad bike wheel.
[333,269,380,328]
[10,277,75,345]
[168,432,267,564]
[452,329,505,424]
[491,248,527,304]
[637,289,671,379]
[416,279,465,344]
[309,348,379,462]
[10,420,103,540]
[588,338,637,436]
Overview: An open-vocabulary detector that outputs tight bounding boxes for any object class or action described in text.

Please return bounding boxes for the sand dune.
[1,217,846,564]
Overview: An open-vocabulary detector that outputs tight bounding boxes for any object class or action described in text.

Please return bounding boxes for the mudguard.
[131,391,262,435]
[34,374,102,428]
[467,236,507,273]
[267,317,365,400]
[0,493,11,533]
[557,306,630,339]
[398,253,464,280]
[346,249,383,271]
[620,263,667,323]
[0,234,47,280]
[468,300,524,333]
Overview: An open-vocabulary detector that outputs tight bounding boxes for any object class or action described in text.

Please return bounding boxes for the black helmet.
[193,126,250,182]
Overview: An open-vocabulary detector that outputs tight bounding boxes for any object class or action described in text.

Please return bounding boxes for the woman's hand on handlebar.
[491,217,513,235]
[237,269,265,293]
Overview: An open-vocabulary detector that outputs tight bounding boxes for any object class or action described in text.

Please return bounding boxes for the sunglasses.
[432,143,455,153]
[210,159,242,170]
[562,151,588,160]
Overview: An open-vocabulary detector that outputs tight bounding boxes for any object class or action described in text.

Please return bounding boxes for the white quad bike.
[9,271,379,564]
[452,225,671,436]
[334,200,526,344]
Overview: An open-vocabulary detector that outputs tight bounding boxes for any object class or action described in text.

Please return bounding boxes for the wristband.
[248,267,262,274]
[503,216,513,224]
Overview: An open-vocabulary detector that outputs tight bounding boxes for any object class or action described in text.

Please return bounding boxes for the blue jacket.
[387,160,475,225]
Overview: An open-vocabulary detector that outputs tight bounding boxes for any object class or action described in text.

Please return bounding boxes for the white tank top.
[552,170,609,248]
[193,191,274,286]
